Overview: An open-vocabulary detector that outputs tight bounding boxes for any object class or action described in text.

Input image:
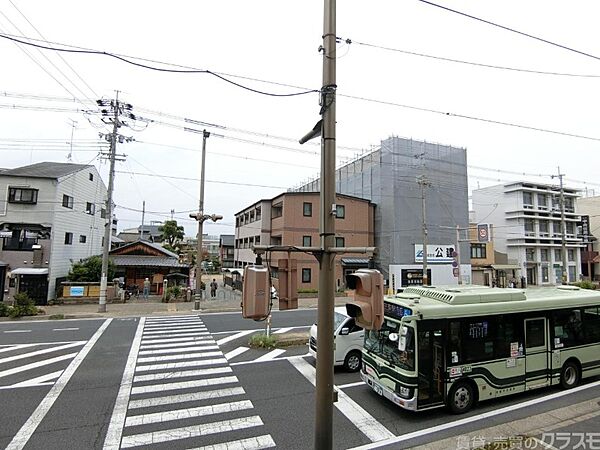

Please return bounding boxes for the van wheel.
[448,381,475,414]
[344,351,361,372]
[560,361,580,389]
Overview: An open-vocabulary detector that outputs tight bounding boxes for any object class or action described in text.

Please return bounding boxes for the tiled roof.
[1,162,90,179]
[109,255,189,268]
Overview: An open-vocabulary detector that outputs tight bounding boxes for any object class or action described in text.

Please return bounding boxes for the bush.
[572,280,596,290]
[49,314,65,320]
[298,288,318,294]
[248,333,278,349]
[0,302,8,317]
[8,293,39,318]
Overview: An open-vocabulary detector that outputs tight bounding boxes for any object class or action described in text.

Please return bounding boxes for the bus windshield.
[364,319,415,371]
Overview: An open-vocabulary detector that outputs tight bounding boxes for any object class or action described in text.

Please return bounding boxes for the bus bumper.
[361,371,418,410]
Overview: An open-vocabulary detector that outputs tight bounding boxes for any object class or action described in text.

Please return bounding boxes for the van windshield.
[334,312,347,330]
[364,320,415,371]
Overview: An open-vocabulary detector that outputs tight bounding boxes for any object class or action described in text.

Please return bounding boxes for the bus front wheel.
[560,361,581,389]
[448,381,475,414]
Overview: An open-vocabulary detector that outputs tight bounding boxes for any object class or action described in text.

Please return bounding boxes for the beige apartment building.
[234,192,375,292]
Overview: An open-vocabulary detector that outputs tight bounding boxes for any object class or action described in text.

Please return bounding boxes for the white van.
[308,306,364,372]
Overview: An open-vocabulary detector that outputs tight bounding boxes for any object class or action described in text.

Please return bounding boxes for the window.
[8,187,38,204]
[554,249,562,261]
[568,249,575,262]
[335,204,345,219]
[582,307,600,344]
[552,309,584,348]
[303,202,312,217]
[101,208,107,219]
[79,235,87,243]
[2,229,37,251]
[539,220,549,234]
[255,236,260,245]
[523,192,533,207]
[525,319,545,348]
[553,222,561,235]
[568,266,576,282]
[566,222,575,236]
[64,232,73,245]
[272,203,283,218]
[540,248,549,262]
[524,219,534,235]
[525,248,535,262]
[542,265,549,282]
[86,202,95,215]
[255,207,261,220]
[302,268,311,283]
[470,243,487,259]
[303,235,312,246]
[62,194,74,209]
[537,194,547,208]
[89,173,94,181]
[335,237,345,247]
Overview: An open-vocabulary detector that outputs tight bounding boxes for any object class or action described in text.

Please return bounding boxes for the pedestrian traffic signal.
[241,265,271,320]
[277,258,298,310]
[345,269,384,330]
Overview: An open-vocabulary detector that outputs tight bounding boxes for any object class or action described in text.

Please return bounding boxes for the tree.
[159,220,185,251]
[68,255,115,282]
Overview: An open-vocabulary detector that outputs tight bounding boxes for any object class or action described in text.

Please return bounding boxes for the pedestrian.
[210,278,218,299]
[143,278,150,300]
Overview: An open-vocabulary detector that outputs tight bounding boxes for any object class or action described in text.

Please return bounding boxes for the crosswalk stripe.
[0,342,85,365]
[143,325,206,332]
[135,358,228,372]
[144,316,200,323]
[141,336,212,345]
[0,344,37,354]
[130,375,239,395]
[254,349,286,362]
[133,366,232,383]
[124,400,254,427]
[144,321,204,327]
[273,327,292,334]
[128,387,246,409]
[0,352,78,379]
[120,416,264,448]
[8,370,63,388]
[141,332,209,340]
[216,330,256,346]
[139,344,217,355]
[137,351,222,364]
[224,347,250,361]
[143,327,207,335]
[190,434,276,450]
[140,339,214,350]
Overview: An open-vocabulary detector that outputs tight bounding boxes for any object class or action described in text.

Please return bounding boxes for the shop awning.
[11,268,49,275]
[491,264,521,270]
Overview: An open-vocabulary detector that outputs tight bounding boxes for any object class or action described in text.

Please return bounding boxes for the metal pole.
[315,0,336,447]
[194,130,210,309]
[558,167,568,284]
[98,92,119,313]
[456,225,463,285]
[419,176,429,286]
[140,200,145,241]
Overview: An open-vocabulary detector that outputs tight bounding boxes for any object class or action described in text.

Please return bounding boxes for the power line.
[417,0,600,62]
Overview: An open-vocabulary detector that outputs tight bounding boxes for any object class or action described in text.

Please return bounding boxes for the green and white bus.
[360,285,600,413]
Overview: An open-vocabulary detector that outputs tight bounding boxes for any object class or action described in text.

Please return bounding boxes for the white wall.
[389,263,471,291]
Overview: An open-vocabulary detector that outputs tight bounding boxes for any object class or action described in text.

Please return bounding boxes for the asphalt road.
[0,311,599,449]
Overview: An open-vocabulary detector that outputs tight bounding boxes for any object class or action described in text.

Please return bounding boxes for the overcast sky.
[1,0,599,237]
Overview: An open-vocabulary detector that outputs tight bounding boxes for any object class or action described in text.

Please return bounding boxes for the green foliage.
[248,333,278,349]
[49,314,65,320]
[0,302,8,317]
[68,255,115,282]
[159,220,185,250]
[7,293,39,318]
[298,288,318,294]
[167,286,182,298]
[572,280,597,290]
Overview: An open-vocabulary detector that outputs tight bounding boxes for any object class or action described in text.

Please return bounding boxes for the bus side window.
[495,315,522,359]
[552,309,584,348]
[583,307,600,343]
[449,321,461,364]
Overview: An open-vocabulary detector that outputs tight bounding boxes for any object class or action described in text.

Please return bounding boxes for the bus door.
[524,317,549,389]
[417,326,445,407]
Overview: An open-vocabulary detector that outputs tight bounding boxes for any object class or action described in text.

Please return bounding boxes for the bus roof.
[388,285,600,320]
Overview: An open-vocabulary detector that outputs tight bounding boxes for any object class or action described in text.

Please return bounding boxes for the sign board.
[453,267,459,277]
[401,268,431,286]
[579,215,590,242]
[477,224,489,242]
[70,286,84,297]
[414,244,455,263]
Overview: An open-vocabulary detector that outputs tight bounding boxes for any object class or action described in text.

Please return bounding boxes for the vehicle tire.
[560,360,580,389]
[343,350,362,372]
[448,381,475,414]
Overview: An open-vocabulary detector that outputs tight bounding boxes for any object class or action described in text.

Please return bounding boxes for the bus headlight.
[396,385,412,399]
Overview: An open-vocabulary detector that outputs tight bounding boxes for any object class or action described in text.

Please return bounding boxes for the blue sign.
[70,286,84,297]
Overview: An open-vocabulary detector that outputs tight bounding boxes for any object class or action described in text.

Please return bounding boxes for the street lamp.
[189,213,223,310]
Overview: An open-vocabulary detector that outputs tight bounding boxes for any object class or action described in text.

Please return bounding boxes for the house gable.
[110,240,176,258]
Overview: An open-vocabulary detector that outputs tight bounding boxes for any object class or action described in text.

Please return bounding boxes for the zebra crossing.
[105,315,275,450]
[0,341,86,389]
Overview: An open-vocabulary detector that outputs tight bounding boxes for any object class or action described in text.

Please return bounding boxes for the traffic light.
[345,269,384,330]
[277,259,298,310]
[242,265,271,320]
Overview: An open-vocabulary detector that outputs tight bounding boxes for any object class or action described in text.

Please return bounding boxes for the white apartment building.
[234,199,271,268]
[472,181,583,285]
[0,162,107,303]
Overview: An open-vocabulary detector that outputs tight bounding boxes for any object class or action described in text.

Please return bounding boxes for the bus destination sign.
[384,302,412,320]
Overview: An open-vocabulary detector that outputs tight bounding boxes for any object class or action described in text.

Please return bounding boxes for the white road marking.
[337,381,365,389]
[139,344,217,355]
[124,400,254,427]
[8,370,63,388]
[0,382,54,390]
[141,331,209,340]
[133,366,232,383]
[52,328,79,331]
[0,344,37,354]
[140,338,213,349]
[3,330,31,333]
[141,336,212,345]
[6,318,112,450]
[189,435,276,450]
[135,358,228,372]
[290,357,394,443]
[230,353,311,367]
[211,326,311,335]
[142,327,207,335]
[128,387,246,409]
[145,315,200,321]
[119,416,264,448]
[144,321,204,328]
[349,379,600,449]
[103,317,145,450]
[136,350,222,364]
[0,352,78,379]
[130,375,239,395]
[0,341,85,365]
[224,346,250,360]
[216,330,256,346]
[273,327,292,334]
[254,349,286,362]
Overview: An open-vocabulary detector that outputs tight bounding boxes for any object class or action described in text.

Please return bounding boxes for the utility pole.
[171,209,175,220]
[417,175,430,286]
[98,92,120,313]
[456,225,463,285]
[314,0,337,447]
[194,130,210,307]
[553,168,568,284]
[140,200,146,241]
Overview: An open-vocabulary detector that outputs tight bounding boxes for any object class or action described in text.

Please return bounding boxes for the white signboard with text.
[414,244,455,263]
